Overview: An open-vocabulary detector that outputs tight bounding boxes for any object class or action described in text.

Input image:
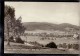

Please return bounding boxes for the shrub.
[45,42,57,48]
[9,36,14,42]
[15,37,24,44]
[62,43,67,48]
[41,44,44,47]
[68,44,72,49]
[72,44,79,50]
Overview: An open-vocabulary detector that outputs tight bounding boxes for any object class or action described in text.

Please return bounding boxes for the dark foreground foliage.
[45,42,57,48]
[15,37,24,44]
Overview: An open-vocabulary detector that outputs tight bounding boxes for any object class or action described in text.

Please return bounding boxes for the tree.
[15,16,26,37]
[4,5,15,46]
[4,5,26,45]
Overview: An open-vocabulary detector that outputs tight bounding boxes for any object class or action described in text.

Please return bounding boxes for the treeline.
[24,32,73,37]
[4,5,26,45]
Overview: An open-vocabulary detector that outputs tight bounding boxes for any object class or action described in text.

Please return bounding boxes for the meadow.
[4,41,79,54]
[4,35,79,54]
[21,36,79,45]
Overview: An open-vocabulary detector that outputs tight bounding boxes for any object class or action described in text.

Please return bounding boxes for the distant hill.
[22,22,80,31]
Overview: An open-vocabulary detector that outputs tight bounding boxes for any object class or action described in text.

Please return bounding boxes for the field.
[4,41,79,54]
[4,36,80,54]
[21,36,79,45]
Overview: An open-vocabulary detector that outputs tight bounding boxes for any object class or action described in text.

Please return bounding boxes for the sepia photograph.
[4,2,80,54]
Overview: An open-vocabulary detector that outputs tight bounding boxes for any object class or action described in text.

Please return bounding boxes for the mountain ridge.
[22,22,80,31]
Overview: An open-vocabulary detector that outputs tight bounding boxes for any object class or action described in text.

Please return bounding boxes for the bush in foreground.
[15,37,24,44]
[45,42,57,48]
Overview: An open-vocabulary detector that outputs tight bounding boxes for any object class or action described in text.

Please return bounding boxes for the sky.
[5,2,80,26]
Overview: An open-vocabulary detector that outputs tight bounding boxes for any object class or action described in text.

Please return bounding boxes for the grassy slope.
[4,42,69,54]
[4,41,79,54]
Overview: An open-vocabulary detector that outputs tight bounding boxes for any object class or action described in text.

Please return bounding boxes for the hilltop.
[22,22,80,31]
